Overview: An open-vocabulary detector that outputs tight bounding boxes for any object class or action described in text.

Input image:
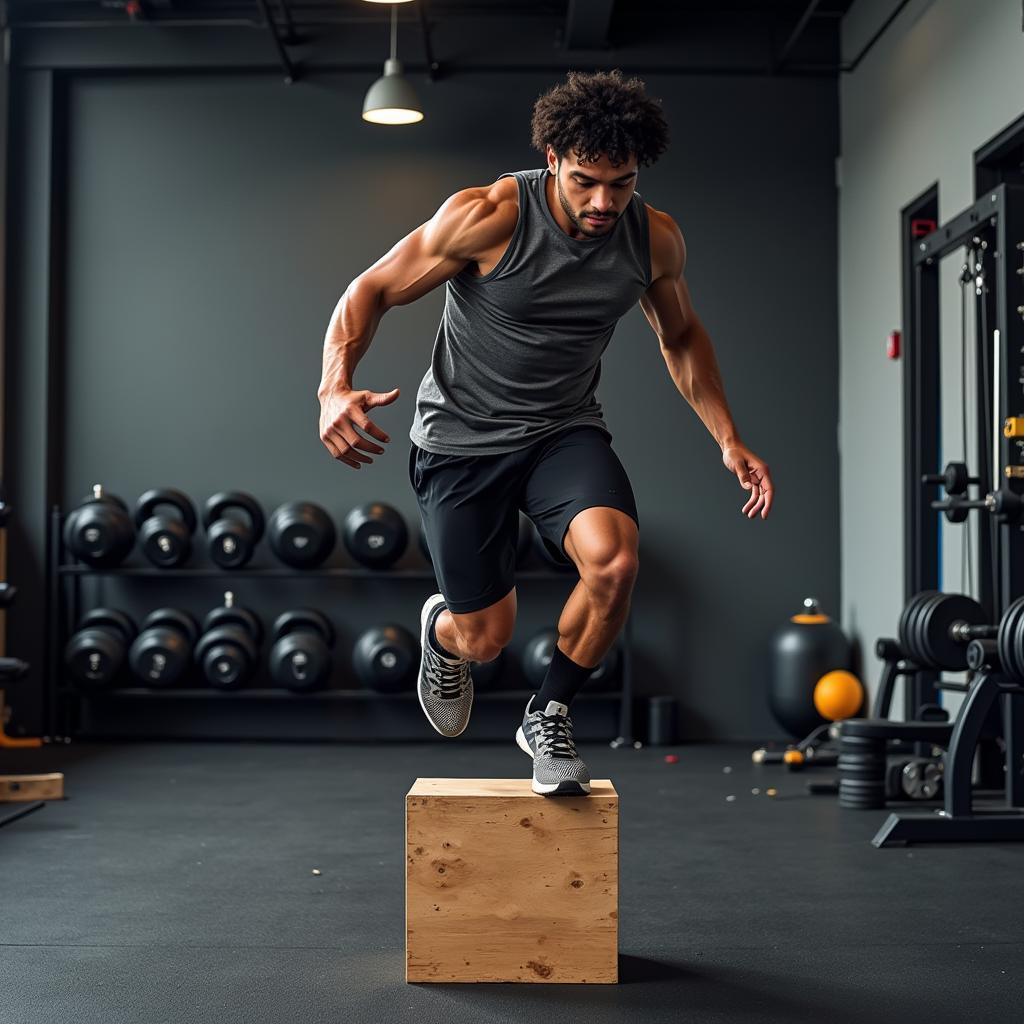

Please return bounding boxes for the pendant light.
[362,4,424,125]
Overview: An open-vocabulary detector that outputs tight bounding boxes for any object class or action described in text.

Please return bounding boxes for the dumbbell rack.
[48,508,636,744]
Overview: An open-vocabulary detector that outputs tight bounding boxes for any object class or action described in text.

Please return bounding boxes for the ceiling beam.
[773,0,822,72]
[254,0,296,83]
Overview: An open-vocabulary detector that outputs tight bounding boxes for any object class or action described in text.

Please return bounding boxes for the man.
[318,70,773,797]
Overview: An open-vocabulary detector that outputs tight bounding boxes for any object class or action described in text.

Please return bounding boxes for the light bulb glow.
[362,107,424,125]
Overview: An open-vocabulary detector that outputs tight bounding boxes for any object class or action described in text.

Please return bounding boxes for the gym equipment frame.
[881,183,1024,845]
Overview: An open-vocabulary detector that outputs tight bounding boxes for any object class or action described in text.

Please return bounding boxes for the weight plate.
[997,598,1020,679]
[1007,599,1024,681]
[999,596,1024,682]
[899,591,938,661]
[897,592,925,651]
[997,600,1015,678]
[1008,598,1024,682]
[922,593,986,670]
[911,593,944,666]
[912,593,946,668]
[909,593,937,663]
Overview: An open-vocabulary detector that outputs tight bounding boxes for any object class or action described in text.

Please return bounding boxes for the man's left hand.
[722,444,774,520]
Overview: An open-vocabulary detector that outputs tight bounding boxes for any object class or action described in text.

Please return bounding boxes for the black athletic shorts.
[408,425,639,614]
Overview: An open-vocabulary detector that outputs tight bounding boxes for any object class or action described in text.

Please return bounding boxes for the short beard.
[555,158,614,238]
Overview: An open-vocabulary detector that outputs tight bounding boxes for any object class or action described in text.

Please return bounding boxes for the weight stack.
[837,732,887,810]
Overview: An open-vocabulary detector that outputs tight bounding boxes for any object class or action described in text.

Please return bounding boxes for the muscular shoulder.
[425,176,519,263]
[645,204,686,281]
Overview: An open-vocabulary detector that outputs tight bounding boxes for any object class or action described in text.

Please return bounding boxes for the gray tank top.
[409,167,652,455]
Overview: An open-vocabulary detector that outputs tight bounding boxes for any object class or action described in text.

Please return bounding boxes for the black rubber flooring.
[1,739,1022,1023]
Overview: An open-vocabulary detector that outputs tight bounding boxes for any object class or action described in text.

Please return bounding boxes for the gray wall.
[839,0,1024,713]
[5,34,840,740]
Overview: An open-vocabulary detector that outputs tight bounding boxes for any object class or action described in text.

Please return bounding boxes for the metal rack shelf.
[61,687,621,701]
[56,565,574,580]
[49,507,635,743]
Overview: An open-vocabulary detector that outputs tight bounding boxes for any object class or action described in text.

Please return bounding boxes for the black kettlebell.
[342,502,409,569]
[203,492,265,569]
[267,501,336,569]
[352,623,417,691]
[63,485,135,568]
[134,488,198,568]
[269,609,335,692]
[65,608,137,689]
[195,592,263,690]
[128,608,199,687]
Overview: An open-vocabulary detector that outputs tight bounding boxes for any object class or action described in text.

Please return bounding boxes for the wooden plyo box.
[406,777,618,984]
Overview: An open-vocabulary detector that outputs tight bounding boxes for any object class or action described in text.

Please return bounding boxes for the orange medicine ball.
[813,670,864,721]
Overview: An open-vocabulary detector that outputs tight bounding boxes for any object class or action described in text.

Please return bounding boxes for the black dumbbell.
[343,503,409,569]
[0,582,16,608]
[522,628,617,689]
[352,624,417,692]
[134,488,198,568]
[267,501,336,569]
[269,610,335,692]
[65,609,137,689]
[922,461,978,496]
[63,485,135,568]
[203,492,265,569]
[934,488,1024,526]
[195,592,263,690]
[128,609,199,687]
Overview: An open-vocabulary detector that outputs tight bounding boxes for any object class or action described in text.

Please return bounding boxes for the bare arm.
[640,207,774,519]
[639,209,739,450]
[318,185,515,468]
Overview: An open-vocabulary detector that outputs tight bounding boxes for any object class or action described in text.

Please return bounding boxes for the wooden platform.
[405,777,618,984]
[0,773,64,801]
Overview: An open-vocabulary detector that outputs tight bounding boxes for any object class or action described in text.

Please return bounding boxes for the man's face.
[545,146,639,237]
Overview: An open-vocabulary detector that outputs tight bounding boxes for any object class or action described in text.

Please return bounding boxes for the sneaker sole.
[417,594,470,738]
[515,726,591,796]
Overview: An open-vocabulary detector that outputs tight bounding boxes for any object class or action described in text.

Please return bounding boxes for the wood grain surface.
[406,777,618,983]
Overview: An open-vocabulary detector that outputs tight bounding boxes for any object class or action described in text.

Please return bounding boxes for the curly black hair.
[530,69,669,168]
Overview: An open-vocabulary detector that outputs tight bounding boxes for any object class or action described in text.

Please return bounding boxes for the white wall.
[840,0,1024,706]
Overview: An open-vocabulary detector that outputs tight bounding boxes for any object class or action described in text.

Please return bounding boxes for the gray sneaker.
[515,693,592,796]
[417,594,473,737]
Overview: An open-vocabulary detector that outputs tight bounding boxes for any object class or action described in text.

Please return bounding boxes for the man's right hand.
[318,386,400,469]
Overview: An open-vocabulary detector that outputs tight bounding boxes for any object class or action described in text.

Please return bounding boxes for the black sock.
[428,609,462,661]
[533,644,593,713]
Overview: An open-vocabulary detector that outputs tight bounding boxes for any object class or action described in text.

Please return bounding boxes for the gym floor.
[2,740,1021,1023]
